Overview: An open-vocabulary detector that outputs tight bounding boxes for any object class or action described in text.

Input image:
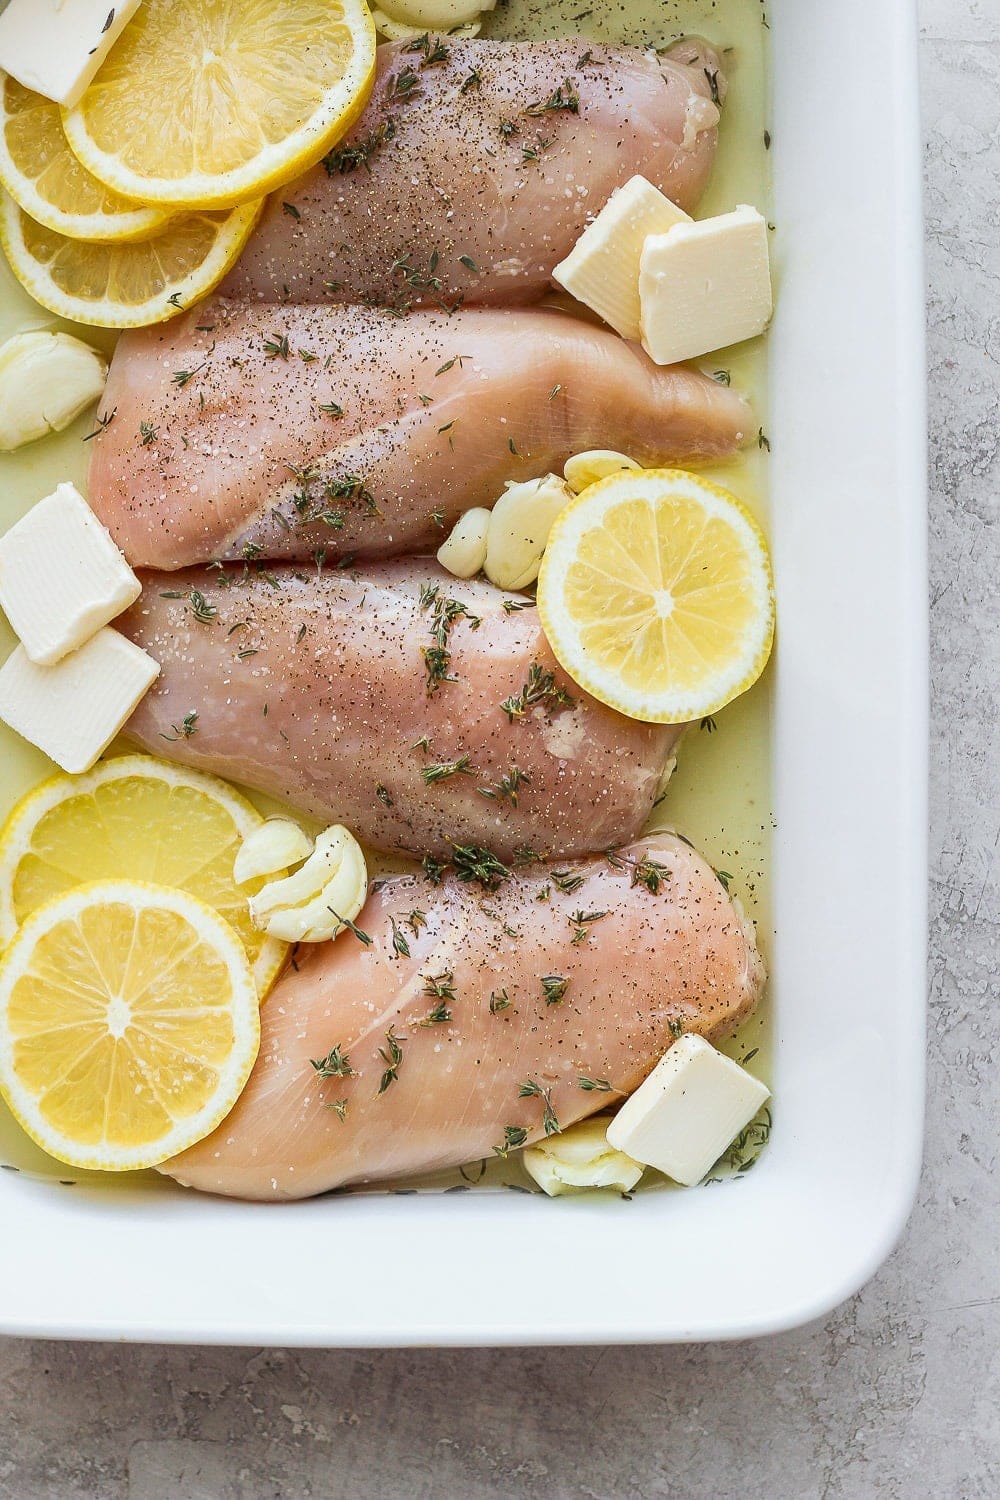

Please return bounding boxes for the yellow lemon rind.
[61,4,377,210]
[0,753,287,998]
[0,191,263,328]
[537,468,775,725]
[0,879,260,1172]
[0,73,169,242]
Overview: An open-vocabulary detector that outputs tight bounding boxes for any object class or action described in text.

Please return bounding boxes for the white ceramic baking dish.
[0,0,926,1344]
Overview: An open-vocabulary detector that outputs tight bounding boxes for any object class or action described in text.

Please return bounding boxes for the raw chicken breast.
[121,563,681,860]
[222,37,725,309]
[88,301,751,571]
[163,832,764,1200]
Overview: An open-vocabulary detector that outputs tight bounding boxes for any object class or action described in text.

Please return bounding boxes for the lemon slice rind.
[0,753,286,998]
[0,879,260,1172]
[61,0,377,210]
[0,191,262,327]
[0,73,168,242]
[537,469,775,725]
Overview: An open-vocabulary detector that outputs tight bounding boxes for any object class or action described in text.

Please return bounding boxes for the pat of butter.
[0,482,140,665]
[524,1116,644,1196]
[553,175,692,342]
[0,628,159,774]
[0,0,142,108]
[606,1034,770,1186]
[639,205,773,366]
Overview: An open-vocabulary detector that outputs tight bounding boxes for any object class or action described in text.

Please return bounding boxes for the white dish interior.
[0,0,926,1343]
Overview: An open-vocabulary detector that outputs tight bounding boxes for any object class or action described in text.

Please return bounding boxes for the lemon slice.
[0,755,287,999]
[0,880,260,1171]
[62,0,377,210]
[0,74,168,242]
[537,469,774,724]
[0,191,261,327]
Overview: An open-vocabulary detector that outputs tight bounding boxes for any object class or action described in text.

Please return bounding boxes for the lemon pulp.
[0,880,260,1170]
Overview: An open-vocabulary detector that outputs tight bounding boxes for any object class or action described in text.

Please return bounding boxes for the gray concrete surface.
[0,1,996,1494]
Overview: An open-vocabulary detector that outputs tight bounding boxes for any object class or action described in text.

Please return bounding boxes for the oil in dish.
[0,0,774,1197]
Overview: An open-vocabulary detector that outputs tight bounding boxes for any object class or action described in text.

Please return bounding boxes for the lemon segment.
[0,880,260,1171]
[0,190,262,326]
[0,754,287,999]
[536,469,774,724]
[0,74,167,241]
[62,0,377,209]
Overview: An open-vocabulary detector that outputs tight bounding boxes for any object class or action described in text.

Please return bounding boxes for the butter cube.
[524,1117,644,1196]
[553,175,691,342]
[639,205,773,365]
[0,628,159,774]
[0,0,142,108]
[606,1034,769,1186]
[0,483,140,664]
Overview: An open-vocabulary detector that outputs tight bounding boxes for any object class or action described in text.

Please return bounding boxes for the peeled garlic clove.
[376,0,492,28]
[437,506,490,579]
[248,825,368,943]
[563,450,642,493]
[234,818,314,885]
[523,1116,644,1196]
[484,473,574,591]
[371,7,481,38]
[0,331,107,452]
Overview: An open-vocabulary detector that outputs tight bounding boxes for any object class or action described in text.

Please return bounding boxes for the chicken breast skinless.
[121,562,682,860]
[163,832,765,1199]
[222,37,726,309]
[88,301,751,572]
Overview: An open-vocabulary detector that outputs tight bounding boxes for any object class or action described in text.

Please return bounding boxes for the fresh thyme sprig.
[376,1027,405,1095]
[323,119,396,175]
[310,1045,355,1078]
[631,856,671,894]
[518,1078,559,1134]
[418,583,481,693]
[500,663,575,722]
[568,909,608,943]
[422,756,472,784]
[493,1124,528,1158]
[540,975,568,1005]
[479,767,529,807]
[525,79,580,116]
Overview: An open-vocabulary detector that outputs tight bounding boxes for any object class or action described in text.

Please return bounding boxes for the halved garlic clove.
[248,825,368,943]
[233,818,315,885]
[0,331,107,451]
[523,1116,644,1196]
[563,449,641,493]
[484,473,574,591]
[437,506,490,579]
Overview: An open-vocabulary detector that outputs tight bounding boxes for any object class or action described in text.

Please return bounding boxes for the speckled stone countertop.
[0,1,996,1494]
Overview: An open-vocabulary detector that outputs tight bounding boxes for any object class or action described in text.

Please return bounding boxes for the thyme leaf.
[310,1044,355,1078]
[376,1026,405,1095]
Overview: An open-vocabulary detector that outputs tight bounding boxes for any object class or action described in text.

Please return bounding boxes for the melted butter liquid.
[0,0,772,1192]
